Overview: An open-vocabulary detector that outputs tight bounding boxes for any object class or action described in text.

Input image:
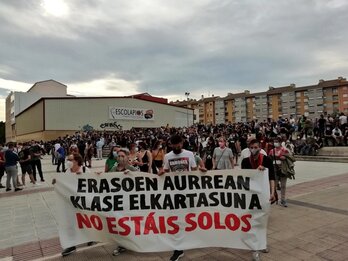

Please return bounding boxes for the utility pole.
[185,92,190,127]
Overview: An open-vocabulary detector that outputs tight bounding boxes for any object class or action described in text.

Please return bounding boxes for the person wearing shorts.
[19,144,37,186]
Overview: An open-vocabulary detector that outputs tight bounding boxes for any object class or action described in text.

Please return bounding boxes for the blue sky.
[0,0,348,121]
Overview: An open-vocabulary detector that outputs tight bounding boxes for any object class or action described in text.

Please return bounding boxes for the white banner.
[109,107,154,120]
[55,170,270,252]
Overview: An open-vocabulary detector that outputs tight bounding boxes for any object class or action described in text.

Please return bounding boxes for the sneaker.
[0,184,6,189]
[6,188,11,192]
[252,251,261,261]
[261,248,269,253]
[61,246,76,256]
[170,250,184,261]
[33,182,41,186]
[112,246,126,256]
[87,241,97,246]
[280,200,288,207]
[41,179,45,182]
[14,188,23,192]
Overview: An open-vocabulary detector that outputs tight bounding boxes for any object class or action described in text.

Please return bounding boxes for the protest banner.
[54,169,270,252]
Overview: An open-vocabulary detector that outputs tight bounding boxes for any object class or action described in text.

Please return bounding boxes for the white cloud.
[68,75,141,96]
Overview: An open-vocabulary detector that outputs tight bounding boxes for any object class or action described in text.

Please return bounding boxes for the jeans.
[5,165,18,189]
[276,175,287,201]
[97,148,103,160]
[57,158,65,172]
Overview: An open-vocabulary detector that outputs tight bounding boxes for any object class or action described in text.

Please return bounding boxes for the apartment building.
[320,78,348,114]
[233,93,247,122]
[253,92,268,122]
[214,97,225,124]
[224,94,234,123]
[173,77,348,124]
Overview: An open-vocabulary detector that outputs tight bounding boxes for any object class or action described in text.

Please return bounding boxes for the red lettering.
[167,216,179,234]
[143,213,159,235]
[241,214,252,232]
[158,216,166,233]
[76,213,92,229]
[90,215,103,230]
[198,212,213,230]
[225,214,240,231]
[106,217,118,234]
[214,212,226,229]
[130,216,143,235]
[118,217,131,236]
[185,213,197,232]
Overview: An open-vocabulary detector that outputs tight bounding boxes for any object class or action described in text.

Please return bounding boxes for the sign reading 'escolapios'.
[109,107,154,121]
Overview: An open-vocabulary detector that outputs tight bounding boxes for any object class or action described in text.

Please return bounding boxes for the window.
[333,88,338,94]
[296,92,301,97]
[343,94,348,98]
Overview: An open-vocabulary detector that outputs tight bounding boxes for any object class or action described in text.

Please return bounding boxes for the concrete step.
[317,146,348,156]
[295,155,348,163]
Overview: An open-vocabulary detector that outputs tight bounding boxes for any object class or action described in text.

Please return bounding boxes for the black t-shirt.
[318,118,326,128]
[29,145,41,160]
[19,148,31,166]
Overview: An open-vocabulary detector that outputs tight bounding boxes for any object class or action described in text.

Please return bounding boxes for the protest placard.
[55,169,270,251]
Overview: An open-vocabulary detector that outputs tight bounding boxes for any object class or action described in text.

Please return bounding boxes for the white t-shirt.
[240,148,267,162]
[339,115,347,125]
[164,149,197,172]
[54,143,61,152]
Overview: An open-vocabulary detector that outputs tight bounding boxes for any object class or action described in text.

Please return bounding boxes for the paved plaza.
[0,156,347,260]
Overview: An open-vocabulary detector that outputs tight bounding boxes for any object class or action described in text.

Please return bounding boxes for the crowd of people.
[0,113,346,261]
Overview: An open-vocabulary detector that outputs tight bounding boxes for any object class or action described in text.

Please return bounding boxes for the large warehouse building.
[6,80,193,142]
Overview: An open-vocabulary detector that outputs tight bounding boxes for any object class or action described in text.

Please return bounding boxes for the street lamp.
[185,92,190,126]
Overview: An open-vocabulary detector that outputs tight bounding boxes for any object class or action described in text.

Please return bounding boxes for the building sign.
[109,107,154,121]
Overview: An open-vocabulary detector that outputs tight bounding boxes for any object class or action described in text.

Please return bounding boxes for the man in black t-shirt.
[29,141,45,182]
[318,114,326,138]
[19,144,37,186]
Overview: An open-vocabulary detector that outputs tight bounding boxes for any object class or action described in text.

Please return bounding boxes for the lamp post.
[185,92,190,127]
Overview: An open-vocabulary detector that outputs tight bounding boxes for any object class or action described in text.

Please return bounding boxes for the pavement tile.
[0,248,12,258]
[12,242,40,255]
[41,245,62,257]
[317,249,346,261]
[39,238,61,248]
[12,249,42,261]
[0,240,14,250]
[287,247,314,260]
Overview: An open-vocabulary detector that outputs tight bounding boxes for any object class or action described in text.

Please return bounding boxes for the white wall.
[13,81,68,116]
[44,98,194,131]
[28,80,67,96]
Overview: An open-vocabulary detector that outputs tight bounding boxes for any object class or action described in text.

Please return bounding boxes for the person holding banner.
[159,134,198,261]
[108,147,138,256]
[53,154,96,256]
[104,146,120,172]
[241,139,276,261]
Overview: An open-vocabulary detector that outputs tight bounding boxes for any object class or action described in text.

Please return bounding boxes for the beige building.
[6,80,193,142]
